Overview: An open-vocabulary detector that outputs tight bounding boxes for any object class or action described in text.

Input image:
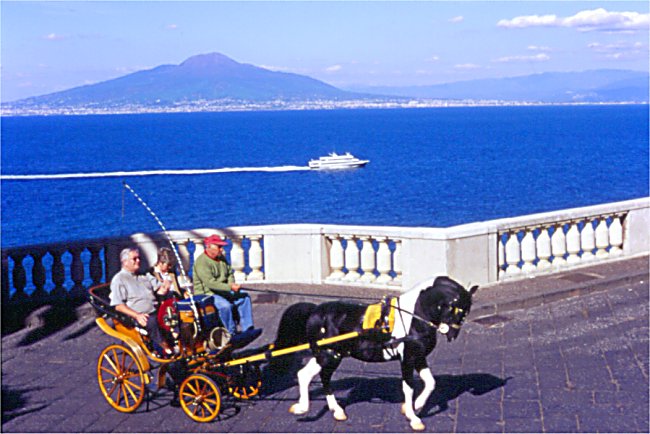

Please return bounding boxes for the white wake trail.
[0,165,310,180]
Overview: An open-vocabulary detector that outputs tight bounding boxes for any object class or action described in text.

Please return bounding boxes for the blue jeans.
[210,291,253,334]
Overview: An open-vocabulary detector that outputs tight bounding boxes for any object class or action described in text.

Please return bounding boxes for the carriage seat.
[88,283,138,329]
[362,296,397,333]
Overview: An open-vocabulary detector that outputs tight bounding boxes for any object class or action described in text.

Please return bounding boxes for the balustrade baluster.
[229,237,246,282]
[504,232,521,275]
[536,227,552,269]
[359,236,377,283]
[609,215,624,256]
[248,235,264,281]
[498,234,506,279]
[174,240,192,276]
[326,235,345,281]
[375,237,392,284]
[50,250,67,296]
[70,247,86,296]
[88,245,104,286]
[30,250,48,299]
[580,219,596,261]
[595,217,610,258]
[566,222,581,264]
[192,239,205,261]
[391,240,402,286]
[11,253,27,301]
[520,229,537,273]
[551,224,567,266]
[343,235,360,282]
[1,253,10,306]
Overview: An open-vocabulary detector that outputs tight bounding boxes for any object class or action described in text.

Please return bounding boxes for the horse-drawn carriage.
[89,276,477,430]
[89,284,264,422]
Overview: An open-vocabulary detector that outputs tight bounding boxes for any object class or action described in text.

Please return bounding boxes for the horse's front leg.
[400,359,425,431]
[289,357,321,415]
[414,367,435,412]
[318,353,346,421]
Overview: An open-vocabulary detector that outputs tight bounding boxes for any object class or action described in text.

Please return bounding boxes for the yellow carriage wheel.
[229,380,262,400]
[228,363,262,400]
[179,374,221,423]
[97,344,146,413]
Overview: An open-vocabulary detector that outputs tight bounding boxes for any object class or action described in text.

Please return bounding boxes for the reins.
[243,286,439,330]
[240,286,381,303]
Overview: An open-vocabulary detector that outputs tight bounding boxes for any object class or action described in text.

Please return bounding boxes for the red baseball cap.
[204,234,228,247]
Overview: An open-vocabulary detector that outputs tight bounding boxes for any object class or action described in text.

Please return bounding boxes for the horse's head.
[420,277,478,342]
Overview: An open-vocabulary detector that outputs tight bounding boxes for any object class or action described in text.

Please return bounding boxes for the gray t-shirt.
[109,269,159,314]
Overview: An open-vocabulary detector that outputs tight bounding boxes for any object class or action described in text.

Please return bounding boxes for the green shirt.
[192,253,235,296]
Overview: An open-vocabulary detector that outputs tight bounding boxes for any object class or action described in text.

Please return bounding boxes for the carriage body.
[88,284,262,422]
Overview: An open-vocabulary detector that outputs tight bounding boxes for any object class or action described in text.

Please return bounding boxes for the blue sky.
[2,1,648,102]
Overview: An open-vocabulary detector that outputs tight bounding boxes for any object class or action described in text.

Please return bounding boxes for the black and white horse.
[273,276,477,431]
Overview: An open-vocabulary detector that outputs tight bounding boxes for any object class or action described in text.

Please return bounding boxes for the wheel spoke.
[123,380,140,403]
[103,352,119,373]
[115,383,123,405]
[186,381,199,395]
[122,384,132,407]
[105,381,118,397]
[100,365,119,377]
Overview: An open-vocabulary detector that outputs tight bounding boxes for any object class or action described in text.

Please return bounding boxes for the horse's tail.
[273,302,317,350]
[262,302,318,391]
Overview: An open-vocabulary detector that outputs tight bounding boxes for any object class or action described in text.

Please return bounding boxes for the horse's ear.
[469,285,479,296]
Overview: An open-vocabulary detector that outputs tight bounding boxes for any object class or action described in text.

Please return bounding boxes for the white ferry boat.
[308,152,369,170]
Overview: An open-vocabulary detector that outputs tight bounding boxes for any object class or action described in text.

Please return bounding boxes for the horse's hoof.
[410,421,425,431]
[289,404,308,415]
[333,410,347,421]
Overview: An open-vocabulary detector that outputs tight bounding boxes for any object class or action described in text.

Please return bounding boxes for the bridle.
[392,296,468,334]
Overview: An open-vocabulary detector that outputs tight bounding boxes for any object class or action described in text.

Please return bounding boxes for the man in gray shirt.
[110,247,172,356]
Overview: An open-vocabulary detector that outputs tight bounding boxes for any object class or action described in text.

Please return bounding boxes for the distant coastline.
[1,98,646,117]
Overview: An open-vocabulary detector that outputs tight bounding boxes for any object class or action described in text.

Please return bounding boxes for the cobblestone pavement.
[2,259,648,433]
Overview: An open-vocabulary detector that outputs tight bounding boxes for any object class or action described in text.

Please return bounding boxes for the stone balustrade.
[498,212,626,279]
[2,197,648,305]
[324,233,402,286]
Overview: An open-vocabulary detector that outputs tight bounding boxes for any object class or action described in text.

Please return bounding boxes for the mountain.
[4,54,647,114]
[11,52,364,107]
[347,70,649,103]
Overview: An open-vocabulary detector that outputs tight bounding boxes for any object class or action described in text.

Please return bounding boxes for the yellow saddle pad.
[362,297,397,333]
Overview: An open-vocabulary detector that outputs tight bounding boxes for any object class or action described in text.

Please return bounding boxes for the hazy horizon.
[2,1,648,102]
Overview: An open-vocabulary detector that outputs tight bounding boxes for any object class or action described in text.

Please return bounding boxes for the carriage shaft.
[223,332,361,367]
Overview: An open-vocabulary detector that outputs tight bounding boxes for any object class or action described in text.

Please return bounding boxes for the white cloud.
[454,63,481,70]
[427,55,440,62]
[325,64,342,73]
[498,14,558,28]
[449,16,464,24]
[166,24,178,30]
[497,8,650,32]
[588,41,647,59]
[494,53,551,63]
[43,33,65,41]
[527,45,552,52]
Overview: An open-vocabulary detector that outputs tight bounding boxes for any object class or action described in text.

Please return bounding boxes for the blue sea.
[1,106,648,248]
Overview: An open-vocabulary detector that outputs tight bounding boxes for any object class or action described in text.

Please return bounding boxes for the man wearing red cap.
[192,234,254,334]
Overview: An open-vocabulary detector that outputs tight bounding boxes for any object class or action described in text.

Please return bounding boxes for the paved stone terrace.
[2,256,648,432]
